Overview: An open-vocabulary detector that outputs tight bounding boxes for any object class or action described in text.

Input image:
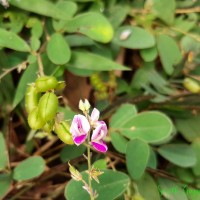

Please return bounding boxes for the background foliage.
[1,0,200,199]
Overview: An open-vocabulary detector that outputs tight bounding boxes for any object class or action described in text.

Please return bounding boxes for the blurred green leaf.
[10,0,72,20]
[113,26,155,49]
[60,145,86,163]
[136,173,160,200]
[65,170,130,200]
[0,133,8,170]
[13,156,45,181]
[47,33,71,65]
[140,46,158,62]
[175,115,200,142]
[158,144,196,167]
[126,139,150,180]
[66,12,114,43]
[158,178,188,200]
[0,174,12,199]
[13,62,38,108]
[191,140,200,176]
[157,34,182,75]
[0,28,30,52]
[146,0,176,25]
[68,51,129,71]
[93,159,107,170]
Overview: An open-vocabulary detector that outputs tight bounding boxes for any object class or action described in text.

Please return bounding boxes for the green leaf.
[68,51,129,71]
[113,26,155,49]
[146,0,176,25]
[147,148,157,169]
[157,34,182,75]
[0,133,8,170]
[56,1,77,18]
[13,156,45,181]
[175,115,200,142]
[111,133,128,154]
[65,170,130,200]
[47,33,71,65]
[136,173,160,200]
[158,144,196,167]
[0,28,30,52]
[9,0,72,20]
[60,145,86,163]
[0,174,12,199]
[13,63,38,108]
[140,46,158,62]
[126,139,150,180]
[191,140,200,176]
[158,178,188,200]
[110,103,137,128]
[66,12,113,43]
[66,35,95,47]
[93,159,107,170]
[117,111,173,143]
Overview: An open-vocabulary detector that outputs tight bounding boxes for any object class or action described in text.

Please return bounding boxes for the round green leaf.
[110,103,137,128]
[158,144,197,167]
[136,173,160,200]
[126,139,150,180]
[93,159,107,170]
[65,170,130,200]
[191,141,200,176]
[47,33,71,65]
[140,46,158,62]
[120,111,173,143]
[66,12,114,43]
[13,156,45,181]
[111,133,128,154]
[60,145,86,163]
[113,26,155,49]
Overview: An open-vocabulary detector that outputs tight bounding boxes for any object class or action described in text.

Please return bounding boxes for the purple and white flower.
[70,114,90,145]
[90,108,100,127]
[91,121,108,153]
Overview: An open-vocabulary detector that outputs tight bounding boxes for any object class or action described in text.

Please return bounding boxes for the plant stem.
[87,134,95,200]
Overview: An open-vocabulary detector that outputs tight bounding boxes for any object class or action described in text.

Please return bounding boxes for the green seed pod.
[35,76,58,92]
[54,121,74,145]
[183,78,200,94]
[28,108,45,130]
[55,81,66,91]
[43,120,54,133]
[38,92,58,122]
[25,84,40,113]
[90,73,107,92]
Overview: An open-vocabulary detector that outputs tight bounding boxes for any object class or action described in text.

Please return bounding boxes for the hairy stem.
[87,134,95,200]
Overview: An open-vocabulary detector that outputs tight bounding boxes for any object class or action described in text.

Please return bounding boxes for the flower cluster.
[70,100,108,153]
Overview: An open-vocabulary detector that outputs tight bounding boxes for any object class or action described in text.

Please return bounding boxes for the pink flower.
[91,121,108,153]
[70,114,90,145]
[90,108,100,127]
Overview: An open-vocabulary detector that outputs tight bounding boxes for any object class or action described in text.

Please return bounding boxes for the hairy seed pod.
[90,73,107,92]
[43,120,54,133]
[54,121,74,145]
[28,108,45,130]
[25,83,41,113]
[183,78,200,94]
[35,76,58,92]
[55,81,66,91]
[38,92,58,122]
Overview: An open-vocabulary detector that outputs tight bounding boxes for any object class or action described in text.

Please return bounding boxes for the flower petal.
[90,108,100,122]
[92,140,107,153]
[91,121,107,141]
[78,114,90,134]
[73,134,87,145]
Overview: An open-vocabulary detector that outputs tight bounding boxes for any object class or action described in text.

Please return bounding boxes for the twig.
[0,65,19,80]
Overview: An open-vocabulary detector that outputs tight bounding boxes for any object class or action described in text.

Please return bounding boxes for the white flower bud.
[79,99,90,113]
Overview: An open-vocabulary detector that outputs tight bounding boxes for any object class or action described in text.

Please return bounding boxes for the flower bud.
[79,99,90,113]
